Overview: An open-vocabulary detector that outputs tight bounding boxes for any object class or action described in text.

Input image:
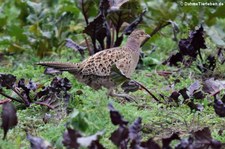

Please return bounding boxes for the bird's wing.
[80,47,132,77]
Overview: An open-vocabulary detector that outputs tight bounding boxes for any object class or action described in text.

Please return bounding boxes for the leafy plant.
[0,0,80,57]
[23,103,225,148]
[72,0,145,55]
[0,73,72,109]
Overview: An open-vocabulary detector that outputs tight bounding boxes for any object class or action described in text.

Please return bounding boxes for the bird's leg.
[107,88,136,102]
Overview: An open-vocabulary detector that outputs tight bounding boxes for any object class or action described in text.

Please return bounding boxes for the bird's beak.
[145,34,151,39]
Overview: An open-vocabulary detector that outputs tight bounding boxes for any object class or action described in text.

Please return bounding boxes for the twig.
[150,22,171,37]
[111,25,115,48]
[10,87,30,106]
[34,102,54,109]
[0,98,11,104]
[141,22,171,47]
[0,91,23,103]
[132,80,161,103]
[210,89,221,97]
[198,49,203,61]
[81,0,89,25]
[83,34,92,55]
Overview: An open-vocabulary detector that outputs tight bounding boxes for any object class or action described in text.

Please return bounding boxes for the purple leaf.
[188,80,201,96]
[187,102,204,112]
[203,78,225,94]
[26,80,37,91]
[88,140,106,149]
[197,55,216,72]
[77,131,105,148]
[214,98,225,117]
[163,52,183,66]
[179,25,206,58]
[123,10,147,35]
[162,132,180,148]
[114,35,123,47]
[65,38,86,57]
[192,127,222,149]
[168,91,180,103]
[62,128,82,148]
[1,102,18,139]
[129,117,142,148]
[141,138,161,149]
[179,88,189,100]
[109,125,129,148]
[27,133,52,149]
[0,74,16,89]
[218,47,225,64]
[109,0,129,11]
[44,67,62,75]
[35,77,72,109]
[193,91,205,99]
[84,14,109,53]
[99,0,110,16]
[175,137,194,149]
[108,103,129,126]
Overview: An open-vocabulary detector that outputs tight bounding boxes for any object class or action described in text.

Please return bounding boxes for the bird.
[37,29,150,101]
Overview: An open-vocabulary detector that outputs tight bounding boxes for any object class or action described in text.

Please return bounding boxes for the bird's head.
[128,29,150,45]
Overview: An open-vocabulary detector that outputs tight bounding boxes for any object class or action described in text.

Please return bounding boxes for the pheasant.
[37,29,150,100]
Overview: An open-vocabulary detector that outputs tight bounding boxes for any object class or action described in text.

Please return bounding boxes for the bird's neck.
[126,38,141,52]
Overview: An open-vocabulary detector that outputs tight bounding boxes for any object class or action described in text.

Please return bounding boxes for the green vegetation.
[1,0,225,148]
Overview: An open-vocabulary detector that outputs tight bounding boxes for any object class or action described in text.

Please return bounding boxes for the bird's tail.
[37,62,81,73]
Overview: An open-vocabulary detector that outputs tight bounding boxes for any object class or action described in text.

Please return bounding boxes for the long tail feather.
[37,62,81,73]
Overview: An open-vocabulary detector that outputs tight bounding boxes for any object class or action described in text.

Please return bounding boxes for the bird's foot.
[108,91,137,103]
[108,88,137,103]
[117,93,136,102]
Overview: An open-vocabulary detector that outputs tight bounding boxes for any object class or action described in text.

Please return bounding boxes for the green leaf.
[76,0,99,24]
[7,25,27,42]
[211,5,225,18]
[69,109,89,132]
[28,24,41,36]
[0,15,7,31]
[107,0,142,31]
[206,26,225,47]
[26,1,42,14]
[59,5,80,19]
[146,0,178,23]
[0,36,11,45]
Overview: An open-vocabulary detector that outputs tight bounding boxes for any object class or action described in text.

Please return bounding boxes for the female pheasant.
[38,29,150,100]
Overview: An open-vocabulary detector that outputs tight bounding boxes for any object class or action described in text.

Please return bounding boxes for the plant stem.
[81,0,89,25]
[141,22,171,47]
[11,87,30,106]
[0,98,11,104]
[34,102,54,109]
[84,34,92,55]
[150,22,171,37]
[132,80,161,103]
[0,91,23,103]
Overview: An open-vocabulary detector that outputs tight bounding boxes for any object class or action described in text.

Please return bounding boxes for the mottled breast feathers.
[80,46,136,78]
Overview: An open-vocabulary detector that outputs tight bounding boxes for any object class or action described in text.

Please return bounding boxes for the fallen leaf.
[108,103,129,126]
[27,133,52,149]
[1,102,18,139]
[62,128,82,149]
[162,132,180,148]
[109,125,129,147]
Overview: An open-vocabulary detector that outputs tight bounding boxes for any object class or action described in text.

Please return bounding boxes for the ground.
[1,31,225,148]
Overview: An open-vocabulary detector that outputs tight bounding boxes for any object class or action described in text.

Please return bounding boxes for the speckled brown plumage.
[38,29,150,99]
